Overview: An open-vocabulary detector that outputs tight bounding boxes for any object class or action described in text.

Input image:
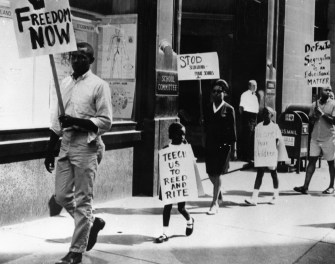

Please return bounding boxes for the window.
[0,7,51,130]
[97,15,138,121]
[0,1,138,132]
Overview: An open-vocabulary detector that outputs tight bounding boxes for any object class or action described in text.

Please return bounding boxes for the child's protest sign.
[159,144,198,205]
[10,0,77,58]
[254,124,278,167]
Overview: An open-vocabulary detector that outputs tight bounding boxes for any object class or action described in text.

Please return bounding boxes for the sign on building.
[159,144,198,205]
[304,40,331,87]
[156,70,179,96]
[177,52,220,81]
[10,0,77,58]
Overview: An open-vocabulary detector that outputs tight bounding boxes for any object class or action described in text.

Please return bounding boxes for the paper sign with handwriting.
[10,0,77,58]
[254,122,280,167]
[304,40,330,87]
[177,52,219,81]
[159,144,198,205]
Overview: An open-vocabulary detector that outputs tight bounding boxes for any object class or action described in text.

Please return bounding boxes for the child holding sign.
[245,107,288,206]
[155,122,196,243]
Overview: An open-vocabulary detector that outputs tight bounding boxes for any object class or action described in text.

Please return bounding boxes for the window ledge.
[0,126,142,162]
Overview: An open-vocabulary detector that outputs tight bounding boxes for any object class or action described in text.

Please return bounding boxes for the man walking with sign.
[294,86,335,195]
[44,42,112,264]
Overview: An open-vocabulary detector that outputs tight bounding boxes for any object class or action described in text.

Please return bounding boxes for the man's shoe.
[186,218,194,236]
[293,186,308,194]
[86,217,105,251]
[55,252,82,264]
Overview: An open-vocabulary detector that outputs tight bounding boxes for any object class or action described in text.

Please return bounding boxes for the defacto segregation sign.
[10,0,77,58]
[177,52,220,81]
[159,144,198,205]
[304,40,331,87]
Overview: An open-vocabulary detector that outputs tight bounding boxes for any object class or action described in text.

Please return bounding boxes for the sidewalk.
[1,160,335,264]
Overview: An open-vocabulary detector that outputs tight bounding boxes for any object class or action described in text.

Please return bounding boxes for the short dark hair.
[168,122,185,139]
[76,42,94,59]
[213,79,229,93]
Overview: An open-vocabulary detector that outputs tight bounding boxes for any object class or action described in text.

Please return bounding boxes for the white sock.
[186,218,193,225]
[163,226,169,236]
[273,188,279,198]
[251,189,259,201]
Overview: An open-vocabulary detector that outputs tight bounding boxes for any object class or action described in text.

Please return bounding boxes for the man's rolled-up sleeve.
[50,93,62,136]
[90,81,113,137]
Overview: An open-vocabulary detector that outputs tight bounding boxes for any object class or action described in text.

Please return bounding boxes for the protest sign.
[10,0,78,115]
[304,40,331,87]
[10,0,77,58]
[177,52,220,81]
[254,124,278,167]
[159,144,198,205]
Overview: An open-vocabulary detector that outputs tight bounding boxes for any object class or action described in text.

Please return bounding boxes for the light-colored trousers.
[55,131,100,253]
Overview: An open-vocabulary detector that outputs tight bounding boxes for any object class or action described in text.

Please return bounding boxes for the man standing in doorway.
[239,80,259,164]
[44,42,113,264]
[294,86,335,195]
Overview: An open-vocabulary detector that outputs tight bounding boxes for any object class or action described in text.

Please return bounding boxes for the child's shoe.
[155,234,169,243]
[245,199,257,206]
[186,218,194,236]
[206,203,218,215]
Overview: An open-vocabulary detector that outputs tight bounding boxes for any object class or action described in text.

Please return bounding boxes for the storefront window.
[0,3,137,131]
[0,7,51,130]
[97,15,138,121]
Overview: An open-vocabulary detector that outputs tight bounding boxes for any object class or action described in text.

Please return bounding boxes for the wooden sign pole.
[49,54,65,116]
[198,78,205,147]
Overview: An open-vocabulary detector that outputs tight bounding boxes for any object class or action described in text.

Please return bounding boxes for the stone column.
[328,1,335,90]
[133,0,181,196]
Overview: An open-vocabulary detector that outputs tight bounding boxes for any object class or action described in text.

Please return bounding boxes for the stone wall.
[0,148,133,226]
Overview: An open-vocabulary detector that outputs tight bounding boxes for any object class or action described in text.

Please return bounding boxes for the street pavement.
[1,160,335,264]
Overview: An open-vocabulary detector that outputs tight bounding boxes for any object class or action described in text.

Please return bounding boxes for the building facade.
[0,0,331,225]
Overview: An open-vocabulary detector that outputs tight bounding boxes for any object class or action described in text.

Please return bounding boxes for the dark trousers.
[240,111,257,161]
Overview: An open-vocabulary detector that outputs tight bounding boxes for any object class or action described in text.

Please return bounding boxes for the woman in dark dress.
[204,79,236,215]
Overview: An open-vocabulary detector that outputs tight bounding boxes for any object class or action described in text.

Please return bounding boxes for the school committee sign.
[10,0,77,58]
[177,52,220,81]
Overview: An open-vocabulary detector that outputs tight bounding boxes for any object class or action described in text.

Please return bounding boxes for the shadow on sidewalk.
[299,223,335,229]
[279,190,334,197]
[94,207,162,215]
[0,254,29,264]
[46,234,155,246]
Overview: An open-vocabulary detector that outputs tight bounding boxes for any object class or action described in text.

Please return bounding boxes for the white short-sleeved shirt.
[239,90,259,113]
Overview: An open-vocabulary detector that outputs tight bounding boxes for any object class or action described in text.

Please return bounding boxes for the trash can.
[278,108,309,173]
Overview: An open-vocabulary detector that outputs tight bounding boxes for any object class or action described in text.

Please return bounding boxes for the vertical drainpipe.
[265,0,277,112]
[174,0,182,55]
[328,1,335,90]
